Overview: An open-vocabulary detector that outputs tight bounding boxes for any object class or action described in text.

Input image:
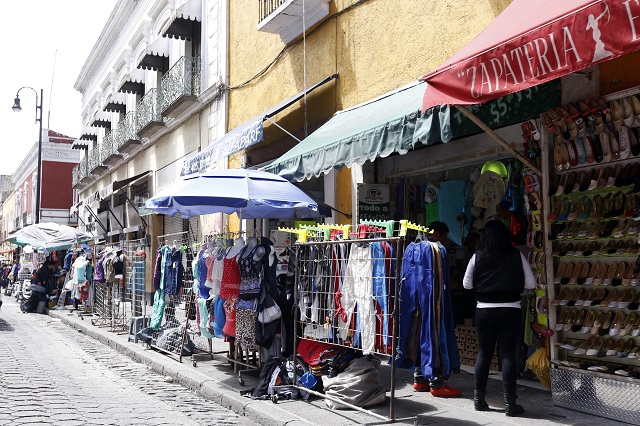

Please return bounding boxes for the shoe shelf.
[554,155,640,175]
[551,185,635,204]
[550,217,640,240]
[548,193,636,224]
[545,98,640,392]
[550,190,640,375]
[554,250,640,259]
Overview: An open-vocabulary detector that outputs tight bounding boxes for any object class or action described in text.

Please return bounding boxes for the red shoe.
[430,385,462,398]
[413,381,430,392]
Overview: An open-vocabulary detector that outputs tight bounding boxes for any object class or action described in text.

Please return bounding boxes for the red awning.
[422,0,640,111]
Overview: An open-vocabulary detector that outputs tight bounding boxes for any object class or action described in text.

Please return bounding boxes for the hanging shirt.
[339,244,375,355]
[211,256,224,297]
[371,242,389,348]
[94,251,106,282]
[164,248,184,296]
[72,256,90,284]
[237,245,262,301]
[64,251,73,271]
[397,241,435,377]
[196,249,209,299]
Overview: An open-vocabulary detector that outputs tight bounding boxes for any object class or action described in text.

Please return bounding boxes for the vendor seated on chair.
[33,260,55,288]
[46,269,67,307]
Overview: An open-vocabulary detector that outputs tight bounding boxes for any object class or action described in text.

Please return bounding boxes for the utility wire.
[48,50,58,129]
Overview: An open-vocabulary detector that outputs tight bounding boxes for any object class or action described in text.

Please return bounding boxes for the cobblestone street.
[0,300,257,426]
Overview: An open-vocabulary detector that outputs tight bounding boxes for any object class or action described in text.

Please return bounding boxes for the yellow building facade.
[226,0,513,224]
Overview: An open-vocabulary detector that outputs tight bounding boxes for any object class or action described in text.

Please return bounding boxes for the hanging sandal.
[566,140,579,167]
[597,338,615,357]
[584,261,601,286]
[555,308,570,331]
[588,99,606,134]
[561,140,572,170]
[607,338,626,357]
[603,262,618,286]
[630,125,640,156]
[581,309,596,333]
[582,135,595,163]
[561,309,578,332]
[591,134,604,162]
[622,97,637,127]
[609,311,626,336]
[617,338,635,357]
[620,313,638,337]
[611,130,621,160]
[618,126,632,160]
[586,336,605,356]
[600,132,612,163]
[540,112,557,134]
[611,99,625,128]
[574,335,598,355]
[590,311,605,334]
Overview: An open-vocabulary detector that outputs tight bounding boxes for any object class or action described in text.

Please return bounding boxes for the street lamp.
[12,87,43,225]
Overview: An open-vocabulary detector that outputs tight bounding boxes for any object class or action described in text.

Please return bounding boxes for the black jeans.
[475,307,521,396]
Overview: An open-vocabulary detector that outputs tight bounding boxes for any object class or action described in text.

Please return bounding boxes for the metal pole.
[389,237,403,421]
[35,88,43,224]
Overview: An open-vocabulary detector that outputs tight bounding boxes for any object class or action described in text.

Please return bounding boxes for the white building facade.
[72,0,229,252]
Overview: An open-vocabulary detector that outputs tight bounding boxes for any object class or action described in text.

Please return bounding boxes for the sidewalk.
[48,308,615,426]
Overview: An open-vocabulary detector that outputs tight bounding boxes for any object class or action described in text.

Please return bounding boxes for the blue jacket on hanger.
[397,241,435,377]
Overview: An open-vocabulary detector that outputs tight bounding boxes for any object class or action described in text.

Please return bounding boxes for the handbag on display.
[257,280,281,324]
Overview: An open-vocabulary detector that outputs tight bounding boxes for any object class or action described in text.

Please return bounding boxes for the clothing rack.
[91,241,128,332]
[275,226,417,424]
[149,231,213,364]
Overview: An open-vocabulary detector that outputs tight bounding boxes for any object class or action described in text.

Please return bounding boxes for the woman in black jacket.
[463,220,535,416]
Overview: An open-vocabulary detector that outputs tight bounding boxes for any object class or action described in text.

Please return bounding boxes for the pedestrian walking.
[462,220,535,416]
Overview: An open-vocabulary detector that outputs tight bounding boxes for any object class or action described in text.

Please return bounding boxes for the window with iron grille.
[132,181,148,198]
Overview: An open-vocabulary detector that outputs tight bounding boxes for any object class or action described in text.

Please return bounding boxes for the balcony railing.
[259,0,287,22]
[79,158,89,181]
[88,146,101,172]
[159,56,201,114]
[25,214,32,226]
[100,132,114,162]
[114,111,140,151]
[258,0,329,43]
[72,163,81,187]
[137,88,162,132]
[100,130,124,166]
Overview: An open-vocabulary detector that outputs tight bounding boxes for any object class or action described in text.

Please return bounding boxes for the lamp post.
[12,87,43,225]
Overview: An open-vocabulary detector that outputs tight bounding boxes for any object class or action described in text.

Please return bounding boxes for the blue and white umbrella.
[145,169,320,219]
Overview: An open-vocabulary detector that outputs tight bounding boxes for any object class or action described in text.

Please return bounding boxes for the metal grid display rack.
[277,222,419,425]
[90,242,122,329]
[148,231,213,363]
[123,239,148,341]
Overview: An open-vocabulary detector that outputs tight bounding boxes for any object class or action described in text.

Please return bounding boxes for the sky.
[0,0,118,175]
